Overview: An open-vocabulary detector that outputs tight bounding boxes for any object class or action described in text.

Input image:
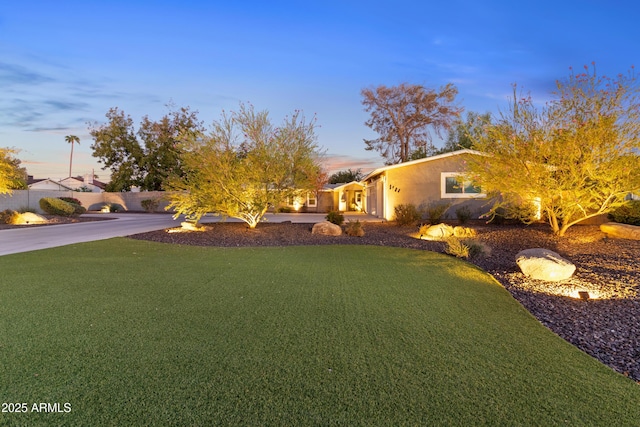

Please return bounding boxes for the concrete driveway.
[0,212,382,256]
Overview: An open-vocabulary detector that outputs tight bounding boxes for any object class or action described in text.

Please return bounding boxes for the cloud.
[322,153,383,175]
[43,100,91,111]
[0,61,53,85]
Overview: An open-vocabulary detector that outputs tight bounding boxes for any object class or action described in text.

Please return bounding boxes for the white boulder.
[312,221,342,236]
[515,248,575,282]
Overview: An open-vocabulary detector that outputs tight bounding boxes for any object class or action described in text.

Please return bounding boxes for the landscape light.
[578,291,590,301]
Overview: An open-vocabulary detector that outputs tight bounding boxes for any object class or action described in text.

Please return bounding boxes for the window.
[306,193,317,207]
[441,173,484,198]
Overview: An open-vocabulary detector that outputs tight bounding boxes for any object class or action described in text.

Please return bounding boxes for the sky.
[1,0,639,181]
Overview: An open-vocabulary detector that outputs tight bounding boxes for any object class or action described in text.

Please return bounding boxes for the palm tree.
[65,135,80,178]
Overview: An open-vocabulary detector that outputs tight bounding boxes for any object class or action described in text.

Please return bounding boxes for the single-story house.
[362,149,488,221]
[28,175,106,193]
[281,181,367,213]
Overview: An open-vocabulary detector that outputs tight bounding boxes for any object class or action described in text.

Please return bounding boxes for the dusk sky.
[2,0,638,180]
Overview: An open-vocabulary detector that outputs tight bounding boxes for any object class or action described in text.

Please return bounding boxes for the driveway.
[0,212,382,256]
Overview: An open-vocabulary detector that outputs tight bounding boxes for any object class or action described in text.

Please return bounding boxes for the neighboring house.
[28,175,106,193]
[362,149,487,221]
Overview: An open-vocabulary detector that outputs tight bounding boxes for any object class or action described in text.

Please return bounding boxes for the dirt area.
[130,220,640,383]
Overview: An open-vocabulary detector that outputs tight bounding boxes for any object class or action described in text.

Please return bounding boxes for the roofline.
[362,149,483,181]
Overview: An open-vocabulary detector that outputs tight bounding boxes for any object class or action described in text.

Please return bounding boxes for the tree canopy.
[0,148,27,193]
[467,65,640,236]
[361,83,462,164]
[166,104,324,228]
[89,106,202,191]
[436,111,491,155]
[328,168,363,184]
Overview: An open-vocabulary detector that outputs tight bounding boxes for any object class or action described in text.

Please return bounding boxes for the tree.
[436,111,491,154]
[467,65,640,236]
[138,106,203,191]
[361,83,462,164]
[0,148,27,193]
[65,135,80,177]
[89,106,202,191]
[89,108,143,191]
[166,103,323,228]
[328,168,363,184]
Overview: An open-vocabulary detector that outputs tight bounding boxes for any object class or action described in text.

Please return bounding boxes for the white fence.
[0,190,172,214]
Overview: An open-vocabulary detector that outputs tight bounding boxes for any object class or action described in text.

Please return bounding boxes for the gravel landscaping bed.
[130,221,639,383]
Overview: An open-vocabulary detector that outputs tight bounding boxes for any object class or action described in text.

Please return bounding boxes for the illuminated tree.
[468,65,640,236]
[361,83,462,164]
[0,148,27,193]
[166,104,323,228]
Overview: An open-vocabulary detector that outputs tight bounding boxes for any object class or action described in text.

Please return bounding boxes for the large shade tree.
[361,83,462,164]
[166,104,324,228]
[468,65,640,236]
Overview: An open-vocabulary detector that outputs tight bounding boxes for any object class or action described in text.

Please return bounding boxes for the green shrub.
[423,202,450,224]
[0,209,20,224]
[58,197,83,206]
[394,204,421,226]
[608,200,640,225]
[141,199,160,212]
[455,206,472,224]
[326,211,344,225]
[277,206,293,213]
[444,237,470,258]
[100,203,125,213]
[39,197,76,216]
[463,239,490,259]
[345,220,365,237]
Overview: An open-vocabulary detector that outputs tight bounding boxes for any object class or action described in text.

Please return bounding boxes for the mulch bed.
[129,221,640,383]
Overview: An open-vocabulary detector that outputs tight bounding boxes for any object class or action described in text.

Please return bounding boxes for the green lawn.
[0,239,638,426]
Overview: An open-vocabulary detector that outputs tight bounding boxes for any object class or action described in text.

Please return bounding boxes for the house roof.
[362,149,483,181]
[27,178,76,191]
[323,181,365,191]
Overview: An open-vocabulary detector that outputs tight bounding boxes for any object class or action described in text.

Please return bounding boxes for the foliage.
[58,197,83,206]
[277,206,293,213]
[394,203,421,225]
[455,206,472,224]
[39,197,76,216]
[141,198,160,212]
[104,203,124,213]
[436,112,491,154]
[608,200,640,225]
[89,106,202,191]
[468,64,640,236]
[0,209,20,224]
[422,201,451,223]
[328,168,363,184]
[444,237,470,258]
[361,83,462,164]
[89,108,144,191]
[166,104,323,228]
[0,148,27,193]
[345,220,365,237]
[326,210,344,225]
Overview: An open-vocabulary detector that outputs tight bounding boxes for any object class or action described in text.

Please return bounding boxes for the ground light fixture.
[578,291,590,301]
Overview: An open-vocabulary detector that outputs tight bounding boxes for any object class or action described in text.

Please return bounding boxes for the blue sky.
[1,0,638,180]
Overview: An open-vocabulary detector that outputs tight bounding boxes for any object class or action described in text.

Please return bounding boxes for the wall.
[0,190,172,214]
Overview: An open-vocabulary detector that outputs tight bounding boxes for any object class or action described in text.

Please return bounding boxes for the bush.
[58,197,83,206]
[0,209,20,224]
[277,206,293,213]
[326,211,344,225]
[423,202,450,224]
[444,237,470,258]
[100,203,125,213]
[39,197,76,216]
[455,206,472,224]
[345,220,365,237]
[608,200,640,225]
[394,204,421,226]
[141,199,160,213]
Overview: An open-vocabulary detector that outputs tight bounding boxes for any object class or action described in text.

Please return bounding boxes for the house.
[28,175,106,193]
[281,181,366,213]
[362,149,487,221]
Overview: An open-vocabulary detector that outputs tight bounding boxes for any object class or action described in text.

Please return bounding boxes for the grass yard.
[0,239,638,426]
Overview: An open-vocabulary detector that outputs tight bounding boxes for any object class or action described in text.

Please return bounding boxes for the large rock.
[515,248,576,282]
[312,221,342,236]
[420,223,454,240]
[600,222,640,240]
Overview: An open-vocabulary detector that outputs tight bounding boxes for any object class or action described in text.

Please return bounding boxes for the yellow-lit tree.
[0,148,27,193]
[166,104,323,228]
[468,65,640,236]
